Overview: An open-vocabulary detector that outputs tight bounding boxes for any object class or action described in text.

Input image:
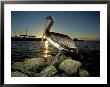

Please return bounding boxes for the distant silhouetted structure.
[73,38,84,41]
[11,30,47,41]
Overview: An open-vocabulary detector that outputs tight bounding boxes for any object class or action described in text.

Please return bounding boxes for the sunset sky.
[11,11,100,41]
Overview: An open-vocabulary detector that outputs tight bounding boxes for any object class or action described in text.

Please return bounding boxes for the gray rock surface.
[79,69,90,77]
[54,73,68,77]
[23,58,45,72]
[12,62,24,71]
[40,65,57,77]
[11,71,28,77]
[59,59,82,75]
[45,55,71,66]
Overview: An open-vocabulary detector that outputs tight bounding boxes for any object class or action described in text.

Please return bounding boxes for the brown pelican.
[42,16,78,60]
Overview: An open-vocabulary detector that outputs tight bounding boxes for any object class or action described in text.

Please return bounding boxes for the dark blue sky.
[11,11,100,40]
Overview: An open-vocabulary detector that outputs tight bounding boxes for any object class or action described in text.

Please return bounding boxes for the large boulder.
[12,62,24,71]
[79,69,90,77]
[54,55,71,66]
[23,58,45,72]
[40,65,57,77]
[59,59,82,75]
[45,55,71,66]
[11,71,28,77]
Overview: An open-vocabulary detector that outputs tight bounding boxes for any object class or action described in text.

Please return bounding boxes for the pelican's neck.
[45,20,54,33]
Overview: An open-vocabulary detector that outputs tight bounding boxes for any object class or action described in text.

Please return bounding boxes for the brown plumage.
[46,32,75,51]
[42,16,78,59]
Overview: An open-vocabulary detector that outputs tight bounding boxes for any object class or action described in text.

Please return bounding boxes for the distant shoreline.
[11,37,100,42]
[11,37,47,41]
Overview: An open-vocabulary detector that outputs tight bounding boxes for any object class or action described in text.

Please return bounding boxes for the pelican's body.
[45,32,76,51]
[42,16,78,59]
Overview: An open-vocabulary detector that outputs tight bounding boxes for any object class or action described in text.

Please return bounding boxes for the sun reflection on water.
[44,41,49,58]
[45,40,48,50]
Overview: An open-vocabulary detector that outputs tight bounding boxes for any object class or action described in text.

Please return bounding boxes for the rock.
[40,65,57,77]
[55,55,71,66]
[32,72,41,77]
[21,69,33,76]
[45,56,55,65]
[11,71,28,77]
[12,62,24,71]
[23,58,45,72]
[45,55,71,66]
[59,59,82,75]
[54,73,68,77]
[21,69,41,77]
[79,69,90,77]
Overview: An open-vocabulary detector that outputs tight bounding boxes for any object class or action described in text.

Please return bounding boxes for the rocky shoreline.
[11,55,90,77]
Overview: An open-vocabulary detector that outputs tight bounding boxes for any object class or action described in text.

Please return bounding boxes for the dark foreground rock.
[21,69,41,77]
[11,56,90,77]
[12,62,24,71]
[59,59,82,75]
[11,71,28,77]
[45,55,71,66]
[23,58,45,72]
[40,65,57,77]
[54,73,68,77]
[12,58,46,73]
[79,69,90,77]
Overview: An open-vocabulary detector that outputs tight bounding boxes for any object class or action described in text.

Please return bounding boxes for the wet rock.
[79,69,90,77]
[11,71,28,77]
[23,58,45,72]
[12,62,24,71]
[40,65,57,77]
[59,59,82,75]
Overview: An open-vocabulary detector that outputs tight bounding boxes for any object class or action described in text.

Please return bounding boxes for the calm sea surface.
[11,41,100,76]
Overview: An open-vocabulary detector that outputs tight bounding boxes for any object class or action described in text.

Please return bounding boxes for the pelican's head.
[46,16,55,23]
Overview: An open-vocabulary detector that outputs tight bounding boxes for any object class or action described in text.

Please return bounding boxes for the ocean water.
[11,41,100,77]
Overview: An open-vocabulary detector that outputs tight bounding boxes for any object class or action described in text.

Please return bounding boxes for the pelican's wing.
[46,32,77,49]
